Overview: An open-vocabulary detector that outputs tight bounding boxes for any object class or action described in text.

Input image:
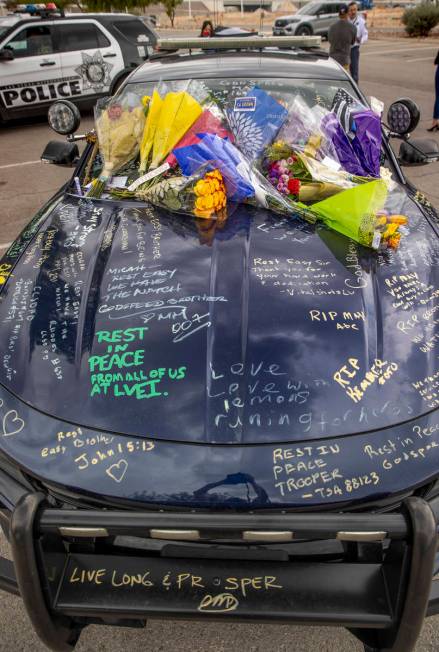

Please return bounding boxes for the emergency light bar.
[157,35,322,52]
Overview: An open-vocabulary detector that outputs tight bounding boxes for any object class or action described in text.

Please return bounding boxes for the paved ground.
[1,35,439,651]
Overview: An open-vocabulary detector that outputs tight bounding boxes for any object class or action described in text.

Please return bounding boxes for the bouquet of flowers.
[166,109,234,167]
[173,133,255,202]
[264,141,365,203]
[225,86,288,162]
[276,95,340,164]
[112,168,227,220]
[138,89,203,173]
[297,179,407,250]
[87,95,146,198]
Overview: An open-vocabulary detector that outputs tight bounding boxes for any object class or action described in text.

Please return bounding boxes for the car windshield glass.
[0,26,9,38]
[119,77,355,113]
[296,2,322,14]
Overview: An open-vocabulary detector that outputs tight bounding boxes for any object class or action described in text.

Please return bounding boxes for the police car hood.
[0,192,438,446]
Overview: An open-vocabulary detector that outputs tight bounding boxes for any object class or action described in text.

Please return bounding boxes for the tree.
[161,0,183,27]
[402,2,439,37]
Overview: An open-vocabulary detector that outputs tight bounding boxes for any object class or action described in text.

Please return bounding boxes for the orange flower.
[389,215,408,225]
[387,234,401,249]
[193,169,227,219]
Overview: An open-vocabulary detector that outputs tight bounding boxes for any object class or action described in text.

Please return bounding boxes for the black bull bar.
[0,492,438,652]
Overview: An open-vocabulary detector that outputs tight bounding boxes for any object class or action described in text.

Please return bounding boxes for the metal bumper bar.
[0,494,437,652]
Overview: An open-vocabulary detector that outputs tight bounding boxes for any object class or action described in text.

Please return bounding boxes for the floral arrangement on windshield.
[81,81,409,250]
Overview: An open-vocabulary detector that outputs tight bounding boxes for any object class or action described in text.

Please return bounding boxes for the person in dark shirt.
[328,4,357,71]
[428,50,439,131]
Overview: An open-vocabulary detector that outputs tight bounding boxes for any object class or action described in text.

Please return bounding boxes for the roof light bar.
[158,35,322,52]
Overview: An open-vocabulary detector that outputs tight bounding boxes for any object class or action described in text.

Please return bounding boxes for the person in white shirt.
[348,1,368,83]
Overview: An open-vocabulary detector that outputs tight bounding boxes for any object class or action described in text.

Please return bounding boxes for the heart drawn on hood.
[106,459,128,483]
[2,410,25,437]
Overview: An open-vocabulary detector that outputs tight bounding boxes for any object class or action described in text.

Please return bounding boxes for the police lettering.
[2,80,82,107]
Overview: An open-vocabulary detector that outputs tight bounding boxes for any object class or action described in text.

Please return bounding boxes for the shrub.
[402,3,439,37]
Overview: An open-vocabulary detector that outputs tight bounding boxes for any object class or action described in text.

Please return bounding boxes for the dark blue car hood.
[0,190,438,508]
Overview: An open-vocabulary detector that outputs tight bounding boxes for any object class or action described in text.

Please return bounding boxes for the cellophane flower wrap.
[88,94,146,198]
[138,88,203,173]
[225,86,288,162]
[321,89,382,178]
[166,109,234,167]
[276,95,340,165]
[113,166,227,220]
[86,78,408,250]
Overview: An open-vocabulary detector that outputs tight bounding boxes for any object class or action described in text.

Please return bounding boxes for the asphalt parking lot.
[1,35,439,652]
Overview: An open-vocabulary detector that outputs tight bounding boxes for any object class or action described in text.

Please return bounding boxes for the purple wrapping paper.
[321,112,366,177]
[321,109,382,178]
[350,110,382,178]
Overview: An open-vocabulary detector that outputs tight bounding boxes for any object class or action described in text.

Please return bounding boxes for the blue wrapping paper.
[173,133,255,201]
[226,86,288,162]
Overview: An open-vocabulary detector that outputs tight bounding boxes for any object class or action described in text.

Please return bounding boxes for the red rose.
[287,178,300,195]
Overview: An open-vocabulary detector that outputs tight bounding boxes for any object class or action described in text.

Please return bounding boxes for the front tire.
[296,25,312,36]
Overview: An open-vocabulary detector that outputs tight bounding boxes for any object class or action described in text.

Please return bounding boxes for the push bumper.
[0,485,438,651]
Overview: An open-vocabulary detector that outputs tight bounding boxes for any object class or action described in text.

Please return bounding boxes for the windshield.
[120,77,356,114]
[296,2,322,14]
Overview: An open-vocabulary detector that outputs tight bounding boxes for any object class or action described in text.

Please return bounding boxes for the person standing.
[348,1,368,83]
[200,20,214,37]
[328,5,357,72]
[428,50,439,131]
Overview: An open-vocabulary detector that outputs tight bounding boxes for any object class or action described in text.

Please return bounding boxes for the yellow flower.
[383,223,399,239]
[389,214,408,225]
[142,95,151,107]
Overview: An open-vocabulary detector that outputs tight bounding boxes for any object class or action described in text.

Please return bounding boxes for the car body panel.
[0,377,438,509]
[0,184,438,508]
[0,51,438,511]
[0,13,157,119]
[0,191,438,442]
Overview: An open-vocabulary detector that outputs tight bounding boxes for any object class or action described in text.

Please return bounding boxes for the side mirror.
[41,140,79,166]
[387,98,420,136]
[0,48,14,61]
[399,138,439,166]
[47,99,81,136]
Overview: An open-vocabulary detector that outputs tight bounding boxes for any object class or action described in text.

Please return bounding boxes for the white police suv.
[0,10,158,121]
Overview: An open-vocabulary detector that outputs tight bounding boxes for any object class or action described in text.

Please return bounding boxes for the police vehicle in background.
[0,8,158,121]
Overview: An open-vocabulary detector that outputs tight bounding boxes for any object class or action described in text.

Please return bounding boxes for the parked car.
[0,10,158,121]
[0,36,438,652]
[273,0,367,36]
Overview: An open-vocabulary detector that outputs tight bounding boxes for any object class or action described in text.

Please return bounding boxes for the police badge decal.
[75,51,114,92]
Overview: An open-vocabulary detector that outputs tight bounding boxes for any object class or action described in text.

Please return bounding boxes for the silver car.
[273,0,345,37]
